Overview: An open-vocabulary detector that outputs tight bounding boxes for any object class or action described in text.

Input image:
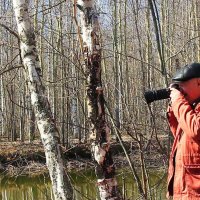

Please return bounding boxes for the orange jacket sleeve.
[167,105,178,137]
[171,94,200,140]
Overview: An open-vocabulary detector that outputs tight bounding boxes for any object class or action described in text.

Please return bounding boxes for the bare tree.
[76,0,122,199]
[12,0,74,199]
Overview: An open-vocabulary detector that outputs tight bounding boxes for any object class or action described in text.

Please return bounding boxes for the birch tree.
[76,0,122,199]
[12,0,74,199]
[113,0,122,130]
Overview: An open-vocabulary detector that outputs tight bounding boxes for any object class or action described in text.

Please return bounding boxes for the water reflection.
[0,169,167,200]
[0,174,53,200]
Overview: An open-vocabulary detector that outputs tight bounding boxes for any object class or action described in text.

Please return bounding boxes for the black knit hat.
[172,63,200,82]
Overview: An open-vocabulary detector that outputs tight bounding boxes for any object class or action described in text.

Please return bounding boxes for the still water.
[0,169,167,200]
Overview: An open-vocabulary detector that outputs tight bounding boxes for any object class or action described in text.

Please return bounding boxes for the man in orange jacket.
[167,63,200,199]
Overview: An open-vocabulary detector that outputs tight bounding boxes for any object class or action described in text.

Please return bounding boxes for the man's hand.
[169,84,184,104]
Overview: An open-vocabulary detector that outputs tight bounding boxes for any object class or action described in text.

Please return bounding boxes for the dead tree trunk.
[13,0,74,199]
[76,0,122,199]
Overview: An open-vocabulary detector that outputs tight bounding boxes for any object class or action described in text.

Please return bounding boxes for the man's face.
[178,78,200,103]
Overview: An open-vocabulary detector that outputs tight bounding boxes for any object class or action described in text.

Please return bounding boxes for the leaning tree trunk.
[76,0,122,199]
[13,0,74,199]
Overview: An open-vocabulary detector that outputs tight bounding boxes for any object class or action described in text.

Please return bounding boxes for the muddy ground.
[0,140,168,177]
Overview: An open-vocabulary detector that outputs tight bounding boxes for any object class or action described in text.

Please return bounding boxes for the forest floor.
[0,137,168,177]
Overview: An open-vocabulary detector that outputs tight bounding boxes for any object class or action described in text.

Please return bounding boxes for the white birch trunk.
[28,96,35,143]
[13,0,74,199]
[113,0,122,130]
[77,0,122,199]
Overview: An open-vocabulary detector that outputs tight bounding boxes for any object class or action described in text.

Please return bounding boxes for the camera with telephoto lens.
[144,84,180,104]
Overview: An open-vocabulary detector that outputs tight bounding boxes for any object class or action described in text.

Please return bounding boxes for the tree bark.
[13,0,74,199]
[76,0,122,199]
[0,74,4,137]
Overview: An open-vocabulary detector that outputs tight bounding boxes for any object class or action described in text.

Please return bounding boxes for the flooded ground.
[0,169,167,200]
